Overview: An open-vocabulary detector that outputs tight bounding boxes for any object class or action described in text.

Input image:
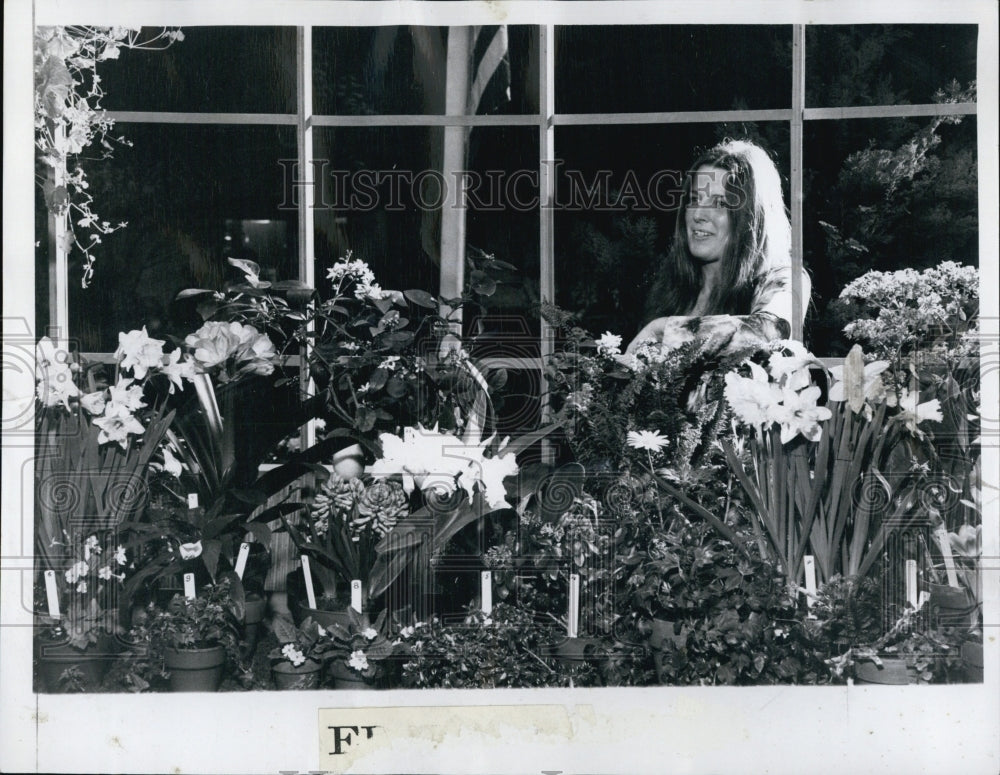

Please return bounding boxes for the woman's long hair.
[643,139,792,321]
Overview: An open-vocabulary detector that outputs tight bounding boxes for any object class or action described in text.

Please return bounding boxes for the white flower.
[115,327,165,379]
[362,627,378,641]
[79,391,106,415]
[106,378,147,413]
[626,430,669,453]
[767,340,818,391]
[35,337,79,410]
[93,405,145,448]
[114,546,127,566]
[724,369,780,427]
[895,389,943,435]
[399,626,415,639]
[378,356,400,371]
[775,385,831,444]
[83,534,101,561]
[161,445,184,478]
[179,541,203,560]
[596,332,623,357]
[98,566,113,580]
[281,644,306,667]
[348,650,369,672]
[65,560,89,584]
[160,348,197,393]
[76,580,88,594]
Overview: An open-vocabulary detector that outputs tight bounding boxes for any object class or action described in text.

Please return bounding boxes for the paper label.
[351,579,363,613]
[568,573,580,638]
[234,542,250,579]
[187,492,199,509]
[301,556,317,610]
[44,570,61,618]
[480,571,492,615]
[183,572,197,600]
[905,559,918,608]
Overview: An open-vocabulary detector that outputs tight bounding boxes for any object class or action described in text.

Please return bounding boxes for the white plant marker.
[568,573,580,638]
[234,542,250,580]
[933,525,960,588]
[905,559,918,609]
[351,579,363,613]
[301,555,317,610]
[481,571,492,615]
[183,572,196,600]
[44,570,60,618]
[803,555,817,615]
[187,492,199,509]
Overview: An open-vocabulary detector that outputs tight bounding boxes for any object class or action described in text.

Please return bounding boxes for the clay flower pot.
[329,660,374,690]
[163,645,227,692]
[332,443,365,480]
[853,658,919,685]
[960,640,984,682]
[272,658,323,690]
[241,594,268,658]
[36,634,119,693]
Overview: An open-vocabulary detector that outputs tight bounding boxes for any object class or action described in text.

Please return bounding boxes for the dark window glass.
[803,115,978,355]
[67,124,298,351]
[805,25,977,108]
[313,26,537,115]
[99,27,297,113]
[555,122,790,339]
[555,26,792,113]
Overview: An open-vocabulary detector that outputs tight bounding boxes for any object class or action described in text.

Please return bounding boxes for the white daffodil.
[115,327,165,379]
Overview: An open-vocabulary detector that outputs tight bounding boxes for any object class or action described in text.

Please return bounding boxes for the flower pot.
[928,583,975,625]
[648,617,687,651]
[241,594,267,658]
[163,646,227,692]
[332,443,365,480]
[272,658,323,690]
[960,640,983,682]
[853,658,920,685]
[541,637,605,663]
[298,607,351,630]
[285,570,351,625]
[36,635,119,693]
[329,660,374,690]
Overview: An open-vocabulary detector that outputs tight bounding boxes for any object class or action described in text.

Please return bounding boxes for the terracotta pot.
[163,645,226,692]
[272,658,323,690]
[960,640,983,682]
[36,634,119,693]
[241,595,268,658]
[332,443,365,480]
[329,660,374,690]
[649,617,687,651]
[298,607,352,630]
[853,658,919,685]
[541,637,605,662]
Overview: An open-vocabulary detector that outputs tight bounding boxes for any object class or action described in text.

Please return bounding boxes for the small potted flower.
[35,533,127,693]
[268,616,336,689]
[325,608,399,689]
[128,577,243,692]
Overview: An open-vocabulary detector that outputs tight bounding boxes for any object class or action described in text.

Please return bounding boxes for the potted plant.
[325,607,400,689]
[268,616,336,690]
[128,576,244,692]
[948,523,984,680]
[34,531,127,693]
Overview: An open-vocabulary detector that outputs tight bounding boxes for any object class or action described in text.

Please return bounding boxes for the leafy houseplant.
[126,577,244,692]
[325,607,399,689]
[268,616,337,689]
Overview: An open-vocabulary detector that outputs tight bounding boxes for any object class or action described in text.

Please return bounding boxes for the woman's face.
[684,165,733,264]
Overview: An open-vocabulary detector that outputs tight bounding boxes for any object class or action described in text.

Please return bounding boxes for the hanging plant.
[34,25,184,287]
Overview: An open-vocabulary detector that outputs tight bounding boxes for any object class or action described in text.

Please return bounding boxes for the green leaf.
[272,616,298,643]
[469,270,497,296]
[404,289,437,308]
[385,376,407,398]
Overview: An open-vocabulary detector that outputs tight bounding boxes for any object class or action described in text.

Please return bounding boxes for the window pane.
[99,27,297,113]
[555,123,790,340]
[67,124,298,351]
[555,26,792,113]
[803,115,978,355]
[805,25,977,108]
[313,26,537,115]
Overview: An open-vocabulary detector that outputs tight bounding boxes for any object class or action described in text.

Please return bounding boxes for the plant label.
[234,542,250,579]
[568,573,580,638]
[351,579,362,613]
[184,572,196,600]
[933,525,960,587]
[44,570,60,618]
[481,571,492,615]
[803,555,817,610]
[187,492,199,509]
[905,559,918,608]
[301,555,317,610]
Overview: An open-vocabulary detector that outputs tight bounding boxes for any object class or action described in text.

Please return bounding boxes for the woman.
[626,139,810,356]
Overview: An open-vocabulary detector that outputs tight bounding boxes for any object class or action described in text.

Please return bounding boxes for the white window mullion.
[790,24,806,342]
[539,24,556,461]
[48,123,70,347]
[297,26,317,450]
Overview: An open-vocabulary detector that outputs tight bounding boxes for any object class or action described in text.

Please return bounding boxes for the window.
[39,23,978,375]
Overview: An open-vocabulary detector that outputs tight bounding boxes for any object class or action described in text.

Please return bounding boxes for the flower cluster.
[367,425,518,509]
[724,340,832,444]
[838,262,979,360]
[310,473,407,541]
[281,643,306,667]
[183,321,276,381]
[326,252,389,301]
